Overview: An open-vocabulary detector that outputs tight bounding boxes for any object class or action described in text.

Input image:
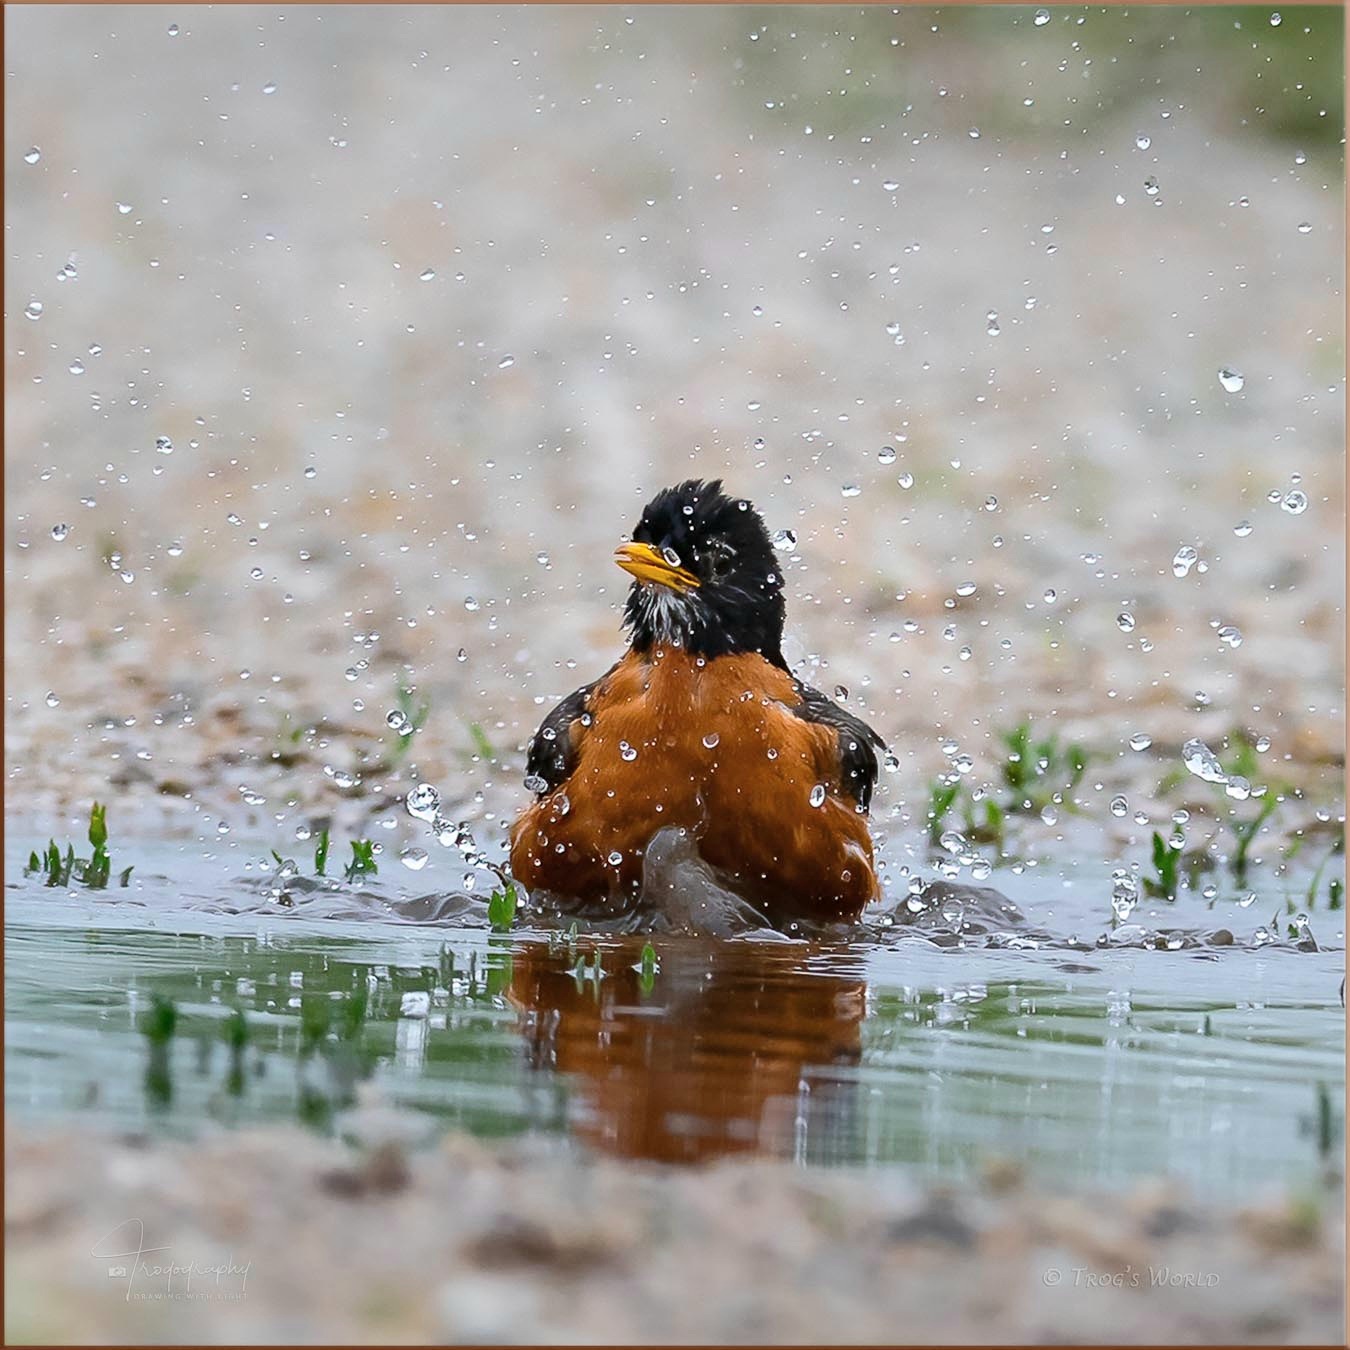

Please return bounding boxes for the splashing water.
[1171,546,1199,578]
[1181,738,1227,784]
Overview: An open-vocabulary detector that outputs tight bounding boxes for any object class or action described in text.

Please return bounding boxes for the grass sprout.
[26,802,133,889]
[998,721,1089,814]
[487,882,518,932]
[1143,826,1185,901]
[343,839,378,883]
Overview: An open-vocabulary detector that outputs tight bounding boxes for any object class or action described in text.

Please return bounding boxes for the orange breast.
[509,649,878,923]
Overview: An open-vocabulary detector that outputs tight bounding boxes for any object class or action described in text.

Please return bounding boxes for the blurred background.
[5,4,1344,866]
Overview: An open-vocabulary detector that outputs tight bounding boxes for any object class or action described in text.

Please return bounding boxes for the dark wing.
[791,681,887,812]
[523,664,616,794]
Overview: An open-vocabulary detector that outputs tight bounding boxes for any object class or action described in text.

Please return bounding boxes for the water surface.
[6,841,1342,1194]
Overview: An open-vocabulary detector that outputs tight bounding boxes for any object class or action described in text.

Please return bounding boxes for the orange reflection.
[509,938,866,1164]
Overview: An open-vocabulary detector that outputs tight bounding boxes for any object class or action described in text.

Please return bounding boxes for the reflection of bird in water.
[510,480,887,927]
[508,938,866,1164]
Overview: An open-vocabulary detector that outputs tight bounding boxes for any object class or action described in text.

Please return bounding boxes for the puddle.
[6,840,1343,1194]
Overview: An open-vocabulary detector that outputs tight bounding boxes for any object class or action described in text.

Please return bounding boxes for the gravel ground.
[5,1118,1344,1345]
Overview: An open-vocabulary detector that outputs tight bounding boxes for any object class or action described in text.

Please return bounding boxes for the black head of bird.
[615,478,787,666]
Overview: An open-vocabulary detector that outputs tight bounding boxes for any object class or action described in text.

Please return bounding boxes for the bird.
[509,479,887,925]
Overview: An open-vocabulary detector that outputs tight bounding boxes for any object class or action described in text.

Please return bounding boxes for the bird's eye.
[661,545,682,568]
[707,540,735,579]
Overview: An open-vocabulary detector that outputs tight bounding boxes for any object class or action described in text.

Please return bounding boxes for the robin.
[509,479,886,924]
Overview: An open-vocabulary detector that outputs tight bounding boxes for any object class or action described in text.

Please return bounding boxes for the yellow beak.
[614,541,701,592]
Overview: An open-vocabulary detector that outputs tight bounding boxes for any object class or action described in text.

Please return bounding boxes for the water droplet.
[1040,804,1058,826]
[1269,10,1281,25]
[419,268,435,281]
[1217,367,1245,393]
[897,471,914,489]
[1116,612,1136,632]
[1033,8,1050,24]
[1110,868,1138,921]
[1297,221,1312,234]
[50,523,69,541]
[702,732,720,749]
[45,691,60,708]
[463,596,479,611]
[840,483,861,498]
[116,201,133,215]
[967,127,981,140]
[1134,132,1152,150]
[24,300,43,320]
[956,581,977,598]
[23,147,40,165]
[771,528,797,550]
[985,310,1001,336]
[1042,588,1057,604]
[938,830,966,855]
[262,81,278,95]
[167,22,180,36]
[1109,795,1129,818]
[660,545,682,567]
[1281,489,1308,515]
[155,435,173,454]
[1233,520,1253,537]
[619,740,638,762]
[1181,738,1227,784]
[1225,776,1252,801]
[1128,733,1152,752]
[607,850,623,866]
[983,496,998,511]
[1171,545,1198,578]
[523,773,548,794]
[406,783,440,820]
[882,180,899,192]
[400,848,429,871]
[1144,176,1161,196]
[809,784,827,808]
[497,354,515,369]
[1217,624,1243,649]
[68,359,85,375]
